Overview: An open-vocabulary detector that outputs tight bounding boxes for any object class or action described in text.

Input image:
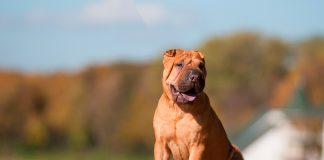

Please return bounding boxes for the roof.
[230,109,288,150]
[285,81,324,117]
[231,82,324,150]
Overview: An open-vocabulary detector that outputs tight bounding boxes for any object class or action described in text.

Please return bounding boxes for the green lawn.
[0,148,153,160]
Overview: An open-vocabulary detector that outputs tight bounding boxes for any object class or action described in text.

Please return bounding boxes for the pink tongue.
[181,93,196,101]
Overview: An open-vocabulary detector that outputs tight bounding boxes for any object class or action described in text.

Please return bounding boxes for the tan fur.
[153,49,244,160]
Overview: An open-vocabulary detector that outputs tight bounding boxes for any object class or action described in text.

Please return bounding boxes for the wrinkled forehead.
[174,50,204,62]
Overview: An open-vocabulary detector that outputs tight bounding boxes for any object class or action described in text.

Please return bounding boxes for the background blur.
[1,0,324,159]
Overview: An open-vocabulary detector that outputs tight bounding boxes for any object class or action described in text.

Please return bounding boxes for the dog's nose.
[189,74,199,82]
[188,70,202,82]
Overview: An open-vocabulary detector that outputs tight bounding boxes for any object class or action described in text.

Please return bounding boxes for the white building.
[233,86,324,160]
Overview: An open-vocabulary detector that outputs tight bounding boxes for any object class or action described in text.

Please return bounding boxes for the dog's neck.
[163,92,210,116]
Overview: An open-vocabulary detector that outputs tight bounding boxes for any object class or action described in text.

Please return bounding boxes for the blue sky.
[0,0,323,71]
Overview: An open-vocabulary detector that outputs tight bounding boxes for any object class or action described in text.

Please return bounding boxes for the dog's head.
[162,49,206,104]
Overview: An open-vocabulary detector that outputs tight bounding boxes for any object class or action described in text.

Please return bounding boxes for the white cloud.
[82,0,141,24]
[3,0,195,28]
[135,4,165,27]
[81,0,195,27]
[135,3,197,27]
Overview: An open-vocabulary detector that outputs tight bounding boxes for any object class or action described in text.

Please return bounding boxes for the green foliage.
[0,148,153,160]
[298,37,324,105]
[199,33,291,131]
[0,32,323,157]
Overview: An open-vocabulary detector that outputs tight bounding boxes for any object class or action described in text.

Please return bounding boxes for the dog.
[153,49,243,160]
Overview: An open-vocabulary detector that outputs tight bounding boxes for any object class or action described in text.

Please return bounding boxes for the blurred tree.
[1,32,323,156]
[298,37,324,106]
[199,32,291,131]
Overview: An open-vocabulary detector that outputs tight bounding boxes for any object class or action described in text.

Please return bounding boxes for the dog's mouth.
[170,85,197,103]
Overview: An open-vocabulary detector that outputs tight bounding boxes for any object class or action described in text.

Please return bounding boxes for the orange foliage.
[0,33,323,154]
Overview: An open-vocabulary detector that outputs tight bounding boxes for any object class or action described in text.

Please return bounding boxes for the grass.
[0,148,153,160]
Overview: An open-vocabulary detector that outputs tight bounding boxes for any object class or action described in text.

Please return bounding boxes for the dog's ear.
[164,49,177,57]
[194,50,205,59]
[163,49,184,64]
[163,49,184,57]
[194,50,207,77]
[162,49,183,81]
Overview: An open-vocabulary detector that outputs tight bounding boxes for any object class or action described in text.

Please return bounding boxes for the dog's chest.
[161,114,204,146]
[166,115,205,159]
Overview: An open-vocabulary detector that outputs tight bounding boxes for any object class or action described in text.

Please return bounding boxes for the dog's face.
[162,49,206,104]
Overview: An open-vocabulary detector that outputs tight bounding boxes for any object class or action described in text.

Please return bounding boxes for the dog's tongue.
[181,93,196,102]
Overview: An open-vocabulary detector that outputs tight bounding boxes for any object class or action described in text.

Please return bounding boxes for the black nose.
[188,70,203,82]
[189,74,198,82]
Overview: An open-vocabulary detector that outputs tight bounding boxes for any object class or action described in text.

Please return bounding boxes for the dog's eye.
[175,63,183,68]
[199,63,205,69]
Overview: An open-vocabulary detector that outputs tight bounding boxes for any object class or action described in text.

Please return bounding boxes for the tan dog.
[153,49,243,160]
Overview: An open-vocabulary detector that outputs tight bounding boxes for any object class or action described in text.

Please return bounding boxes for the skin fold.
[153,49,244,160]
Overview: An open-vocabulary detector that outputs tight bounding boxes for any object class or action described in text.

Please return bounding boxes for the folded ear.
[162,49,184,81]
[163,49,184,64]
[194,50,207,77]
[194,50,205,59]
[163,49,184,57]
[164,49,177,57]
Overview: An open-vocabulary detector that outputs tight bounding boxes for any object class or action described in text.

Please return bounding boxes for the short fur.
[153,49,243,160]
